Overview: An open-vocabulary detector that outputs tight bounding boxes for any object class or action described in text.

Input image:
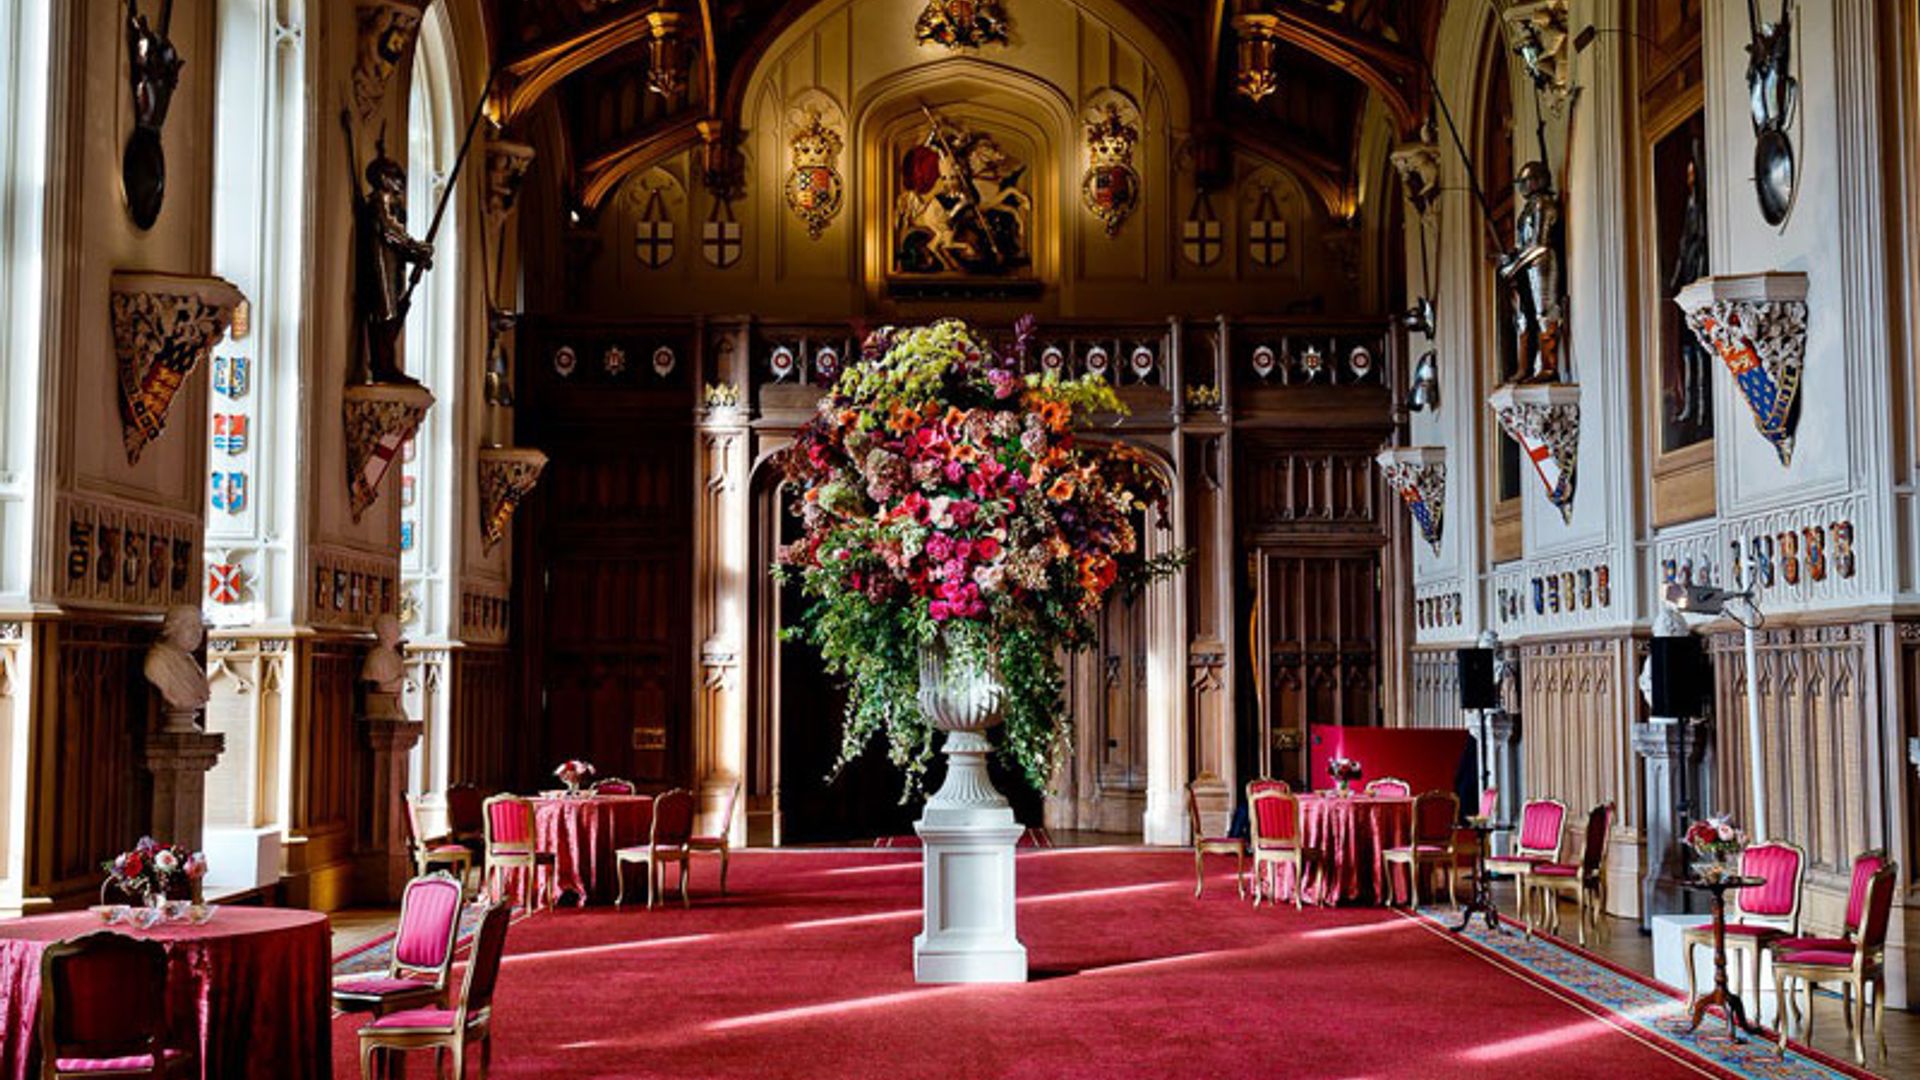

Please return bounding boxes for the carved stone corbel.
[344,383,434,521]
[350,1,428,130]
[477,446,549,551]
[483,138,537,229]
[1675,272,1808,466]
[112,272,245,463]
[1388,141,1440,219]
[1488,383,1580,523]
[1374,446,1446,555]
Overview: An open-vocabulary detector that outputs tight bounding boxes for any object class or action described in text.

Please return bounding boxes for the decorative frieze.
[1374,446,1445,555]
[1675,272,1808,466]
[310,546,397,631]
[344,383,434,521]
[1416,591,1463,631]
[477,446,549,551]
[1488,382,1580,523]
[112,272,245,463]
[55,495,200,609]
[460,581,511,645]
[1492,553,1614,632]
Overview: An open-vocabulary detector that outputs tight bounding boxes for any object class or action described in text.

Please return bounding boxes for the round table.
[1684,874,1769,1043]
[533,793,655,905]
[0,907,331,1080]
[1288,793,1415,906]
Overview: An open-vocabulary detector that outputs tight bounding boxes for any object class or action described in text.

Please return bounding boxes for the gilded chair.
[482,795,557,911]
[358,899,512,1080]
[405,793,472,889]
[333,871,464,1019]
[38,932,193,1078]
[1382,790,1459,907]
[616,787,696,909]
[1186,775,1245,899]
[689,779,741,895]
[1767,849,1888,1030]
[1523,801,1613,945]
[1364,777,1412,798]
[1484,798,1567,926]
[1683,839,1805,1015]
[1771,862,1897,1066]
[1247,787,1305,910]
[591,778,637,795]
[1246,778,1291,797]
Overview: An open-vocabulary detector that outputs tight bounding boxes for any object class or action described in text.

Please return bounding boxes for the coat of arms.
[1248,184,1289,267]
[207,562,244,604]
[785,111,843,240]
[914,0,1011,49]
[212,413,247,454]
[210,471,247,514]
[633,188,675,269]
[1182,192,1223,267]
[1080,99,1140,236]
[702,199,743,268]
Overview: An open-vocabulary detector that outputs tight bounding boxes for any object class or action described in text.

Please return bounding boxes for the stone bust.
[362,613,406,696]
[144,605,209,722]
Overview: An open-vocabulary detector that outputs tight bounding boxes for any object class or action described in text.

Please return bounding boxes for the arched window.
[401,5,463,798]
[203,0,306,878]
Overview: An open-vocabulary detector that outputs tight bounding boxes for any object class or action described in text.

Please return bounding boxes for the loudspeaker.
[1457,648,1499,710]
[1649,636,1709,718]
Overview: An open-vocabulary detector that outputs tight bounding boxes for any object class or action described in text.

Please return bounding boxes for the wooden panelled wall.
[285,638,361,909]
[450,647,520,792]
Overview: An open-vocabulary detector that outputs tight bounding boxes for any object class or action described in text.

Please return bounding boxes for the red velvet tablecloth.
[0,907,330,1080]
[534,794,655,905]
[1280,794,1415,906]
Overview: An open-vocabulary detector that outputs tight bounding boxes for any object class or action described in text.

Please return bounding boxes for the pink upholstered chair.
[358,899,512,1080]
[333,871,465,1019]
[1246,777,1291,797]
[1484,798,1567,925]
[1364,777,1412,798]
[1771,861,1897,1066]
[404,793,472,890]
[1187,775,1245,899]
[1766,849,1889,1033]
[1524,802,1613,945]
[690,779,741,895]
[616,788,696,909]
[38,932,193,1079]
[1684,839,1805,1014]
[592,778,637,795]
[483,795,557,910]
[1382,790,1460,907]
[1248,787,1305,910]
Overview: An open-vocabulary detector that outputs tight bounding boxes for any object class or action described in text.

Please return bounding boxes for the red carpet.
[332,848,1754,1078]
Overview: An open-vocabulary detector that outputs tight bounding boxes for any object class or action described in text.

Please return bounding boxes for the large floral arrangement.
[1684,814,1746,859]
[776,318,1183,794]
[103,836,206,905]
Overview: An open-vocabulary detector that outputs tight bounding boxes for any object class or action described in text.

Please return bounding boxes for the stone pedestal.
[913,730,1027,984]
[355,716,423,903]
[1633,719,1708,929]
[141,730,225,850]
[1480,711,1520,856]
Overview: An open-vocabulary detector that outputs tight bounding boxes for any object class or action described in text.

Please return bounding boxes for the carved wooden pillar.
[1182,316,1235,815]
[142,731,225,852]
[356,715,423,903]
[694,323,750,843]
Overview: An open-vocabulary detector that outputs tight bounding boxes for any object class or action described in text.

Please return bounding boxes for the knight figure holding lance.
[346,121,434,386]
[1499,160,1566,383]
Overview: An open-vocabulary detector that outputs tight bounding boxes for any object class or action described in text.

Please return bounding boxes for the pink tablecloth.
[0,907,330,1080]
[1282,794,1415,906]
[534,794,655,905]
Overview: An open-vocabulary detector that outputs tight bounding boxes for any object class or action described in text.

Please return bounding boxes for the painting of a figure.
[891,111,1032,278]
[1654,111,1712,453]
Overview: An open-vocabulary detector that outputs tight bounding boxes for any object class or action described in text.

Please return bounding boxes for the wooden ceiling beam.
[1268,3,1426,138]
[492,7,654,128]
[576,116,707,211]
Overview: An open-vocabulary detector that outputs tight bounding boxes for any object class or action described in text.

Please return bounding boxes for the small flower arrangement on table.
[1684,815,1748,881]
[103,836,206,910]
[1327,757,1363,796]
[555,759,596,795]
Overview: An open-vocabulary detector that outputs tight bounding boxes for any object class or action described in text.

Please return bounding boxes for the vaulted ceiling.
[482,0,1441,215]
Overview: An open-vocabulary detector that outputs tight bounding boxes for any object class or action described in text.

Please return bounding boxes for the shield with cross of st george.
[703,199,743,268]
[1182,191,1222,267]
[633,188,675,269]
[1247,185,1288,268]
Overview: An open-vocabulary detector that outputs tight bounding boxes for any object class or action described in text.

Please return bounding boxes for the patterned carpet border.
[1408,906,1879,1080]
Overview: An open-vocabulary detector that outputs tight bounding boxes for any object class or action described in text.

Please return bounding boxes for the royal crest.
[786,110,844,240]
[1676,273,1808,466]
[1080,98,1140,236]
[913,0,1011,50]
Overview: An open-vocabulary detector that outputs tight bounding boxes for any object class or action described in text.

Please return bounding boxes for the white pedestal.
[912,730,1027,984]
[202,825,283,890]
[1651,913,1786,1023]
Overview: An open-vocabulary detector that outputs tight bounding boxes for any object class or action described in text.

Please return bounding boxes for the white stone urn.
[912,639,1027,983]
